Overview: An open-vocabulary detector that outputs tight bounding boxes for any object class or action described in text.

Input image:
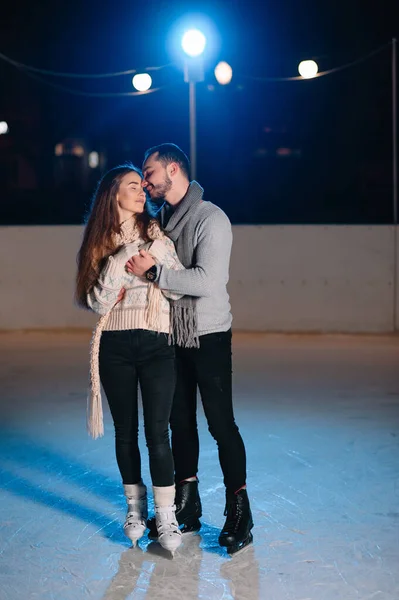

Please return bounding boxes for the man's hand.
[126,250,155,277]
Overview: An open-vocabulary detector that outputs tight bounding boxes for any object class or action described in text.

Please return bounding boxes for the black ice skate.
[148,479,202,538]
[218,488,254,555]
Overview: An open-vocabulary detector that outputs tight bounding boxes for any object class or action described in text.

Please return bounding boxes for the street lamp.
[182,29,206,57]
[132,73,152,92]
[181,29,207,180]
[298,60,319,79]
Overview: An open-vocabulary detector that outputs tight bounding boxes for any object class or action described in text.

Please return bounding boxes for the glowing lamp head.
[181,29,206,57]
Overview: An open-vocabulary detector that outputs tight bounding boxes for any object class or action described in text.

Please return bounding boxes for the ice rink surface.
[0,331,398,600]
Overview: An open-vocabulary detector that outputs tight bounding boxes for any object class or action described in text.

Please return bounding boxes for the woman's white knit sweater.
[87,235,183,333]
[85,217,185,439]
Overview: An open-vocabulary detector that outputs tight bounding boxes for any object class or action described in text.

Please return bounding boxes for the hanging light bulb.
[132,73,152,92]
[298,60,319,79]
[214,61,233,85]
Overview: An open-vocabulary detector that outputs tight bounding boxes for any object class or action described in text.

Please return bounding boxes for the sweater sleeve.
[147,237,184,300]
[86,243,138,315]
[156,210,232,298]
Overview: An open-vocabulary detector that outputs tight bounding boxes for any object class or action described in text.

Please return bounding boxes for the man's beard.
[148,174,172,200]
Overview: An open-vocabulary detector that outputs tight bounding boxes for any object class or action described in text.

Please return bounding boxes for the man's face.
[142,153,172,201]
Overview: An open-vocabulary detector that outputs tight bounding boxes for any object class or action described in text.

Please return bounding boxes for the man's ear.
[169,162,179,177]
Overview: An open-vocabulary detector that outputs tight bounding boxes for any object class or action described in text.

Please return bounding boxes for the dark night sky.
[0,0,398,224]
[1,0,396,71]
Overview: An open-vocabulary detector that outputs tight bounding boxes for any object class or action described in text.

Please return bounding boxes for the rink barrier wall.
[0,225,398,332]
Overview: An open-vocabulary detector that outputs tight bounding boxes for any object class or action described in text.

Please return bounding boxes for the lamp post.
[181,29,206,180]
[393,38,397,226]
[392,38,398,331]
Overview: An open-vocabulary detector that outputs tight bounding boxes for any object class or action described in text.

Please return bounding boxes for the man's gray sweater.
[157,190,233,336]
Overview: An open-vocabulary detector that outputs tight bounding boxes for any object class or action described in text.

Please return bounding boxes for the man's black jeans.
[170,329,247,493]
[99,329,176,487]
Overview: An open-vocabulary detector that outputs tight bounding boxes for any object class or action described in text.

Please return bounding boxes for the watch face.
[146,266,157,281]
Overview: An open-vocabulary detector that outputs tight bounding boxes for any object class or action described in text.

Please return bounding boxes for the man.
[126,143,253,554]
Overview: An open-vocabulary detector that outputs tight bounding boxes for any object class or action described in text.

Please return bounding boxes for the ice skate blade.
[124,524,147,545]
[125,531,145,545]
[128,536,145,548]
[226,531,254,556]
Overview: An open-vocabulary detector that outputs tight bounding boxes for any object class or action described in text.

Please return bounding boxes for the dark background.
[0,0,397,225]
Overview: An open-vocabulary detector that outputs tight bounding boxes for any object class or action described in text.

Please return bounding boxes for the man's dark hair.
[144,143,191,180]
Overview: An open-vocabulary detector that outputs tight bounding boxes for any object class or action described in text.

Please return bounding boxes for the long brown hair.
[75,163,151,308]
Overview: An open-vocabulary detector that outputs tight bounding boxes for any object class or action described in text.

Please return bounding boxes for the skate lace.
[223,500,242,533]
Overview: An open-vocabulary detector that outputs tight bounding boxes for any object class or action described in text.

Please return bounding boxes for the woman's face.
[116,171,146,222]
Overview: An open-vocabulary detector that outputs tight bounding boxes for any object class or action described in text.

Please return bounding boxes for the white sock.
[153,484,175,507]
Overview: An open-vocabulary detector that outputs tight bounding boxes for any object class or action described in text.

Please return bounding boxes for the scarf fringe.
[87,311,110,439]
[87,390,104,439]
[146,281,162,332]
[169,302,200,348]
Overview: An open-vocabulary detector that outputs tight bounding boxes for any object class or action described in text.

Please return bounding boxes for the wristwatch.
[144,265,157,281]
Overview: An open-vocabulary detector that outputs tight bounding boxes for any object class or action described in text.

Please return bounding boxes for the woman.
[76,163,183,555]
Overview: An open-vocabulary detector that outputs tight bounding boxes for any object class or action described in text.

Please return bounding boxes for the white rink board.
[0,225,397,332]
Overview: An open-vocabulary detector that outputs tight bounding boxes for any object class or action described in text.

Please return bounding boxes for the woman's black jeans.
[99,329,176,487]
[170,329,247,493]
